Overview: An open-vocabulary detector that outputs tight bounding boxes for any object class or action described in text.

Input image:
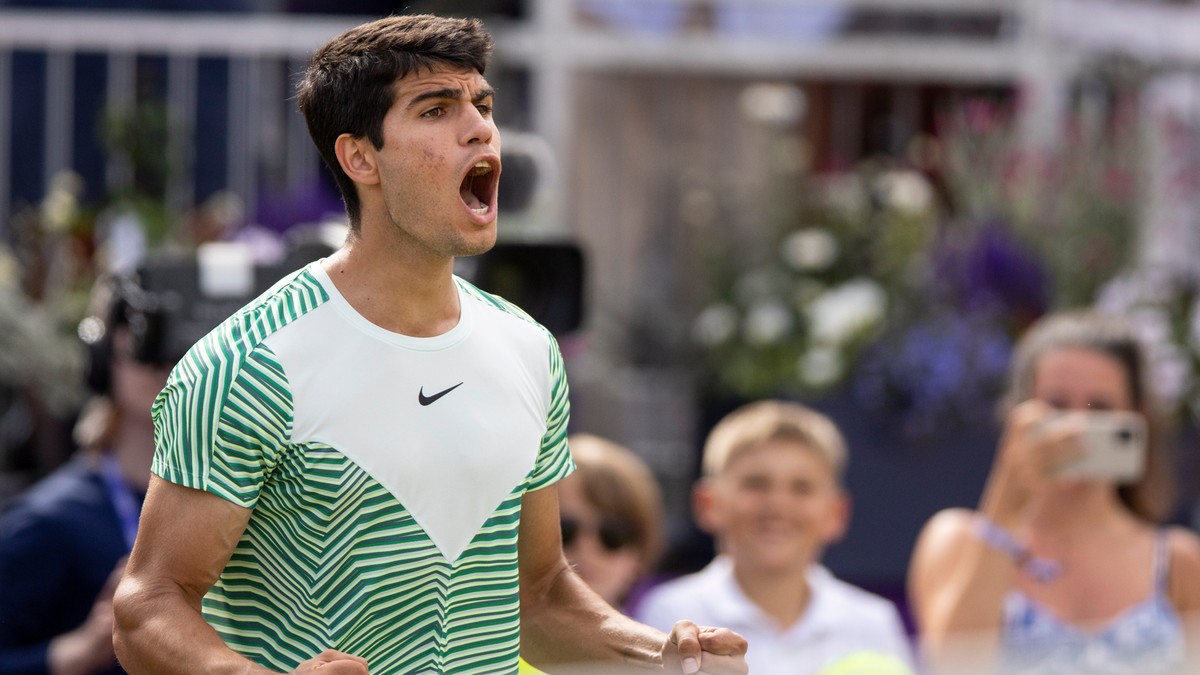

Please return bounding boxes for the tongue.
[460,184,484,210]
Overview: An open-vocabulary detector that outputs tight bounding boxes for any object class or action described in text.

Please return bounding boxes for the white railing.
[4,0,1199,240]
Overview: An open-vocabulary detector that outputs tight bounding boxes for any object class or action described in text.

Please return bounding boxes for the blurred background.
[3,0,1200,626]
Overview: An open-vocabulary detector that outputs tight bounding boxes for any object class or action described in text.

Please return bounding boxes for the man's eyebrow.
[405,86,496,111]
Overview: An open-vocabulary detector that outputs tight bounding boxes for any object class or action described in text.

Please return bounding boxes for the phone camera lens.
[1116,427,1135,444]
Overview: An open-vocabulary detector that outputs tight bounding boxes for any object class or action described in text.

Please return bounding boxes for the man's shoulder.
[456,275,553,339]
[180,266,327,371]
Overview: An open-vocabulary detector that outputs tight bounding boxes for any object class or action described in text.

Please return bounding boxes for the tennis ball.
[819,651,914,675]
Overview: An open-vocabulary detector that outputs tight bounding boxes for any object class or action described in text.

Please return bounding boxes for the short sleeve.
[151,342,292,509]
[525,332,574,491]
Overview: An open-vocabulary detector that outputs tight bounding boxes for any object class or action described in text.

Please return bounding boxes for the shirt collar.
[699,556,841,636]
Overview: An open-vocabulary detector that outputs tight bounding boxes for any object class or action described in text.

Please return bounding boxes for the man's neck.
[321,239,461,337]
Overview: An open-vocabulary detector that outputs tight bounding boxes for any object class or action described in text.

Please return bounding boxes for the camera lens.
[1116,427,1135,444]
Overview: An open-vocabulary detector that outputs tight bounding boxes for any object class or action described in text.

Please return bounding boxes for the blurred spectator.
[559,433,665,612]
[633,400,914,675]
[0,277,170,675]
[908,310,1200,674]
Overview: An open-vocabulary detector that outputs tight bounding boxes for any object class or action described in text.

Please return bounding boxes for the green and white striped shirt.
[151,262,574,674]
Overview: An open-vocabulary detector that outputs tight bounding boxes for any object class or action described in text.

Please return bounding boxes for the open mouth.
[460,159,498,216]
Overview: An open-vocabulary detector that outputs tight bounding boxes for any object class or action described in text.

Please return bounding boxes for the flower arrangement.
[690,87,1147,438]
[690,159,937,398]
[1097,269,1200,425]
[0,171,96,469]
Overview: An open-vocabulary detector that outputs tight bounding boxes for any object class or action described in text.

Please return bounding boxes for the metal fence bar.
[227,57,252,220]
[285,56,318,195]
[43,49,74,195]
[104,50,136,196]
[0,10,367,57]
[0,51,10,238]
[167,53,198,221]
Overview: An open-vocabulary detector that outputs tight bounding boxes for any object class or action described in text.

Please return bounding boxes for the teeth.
[471,205,488,215]
[469,162,492,177]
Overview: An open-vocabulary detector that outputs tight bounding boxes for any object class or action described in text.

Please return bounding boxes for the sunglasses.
[560,515,635,552]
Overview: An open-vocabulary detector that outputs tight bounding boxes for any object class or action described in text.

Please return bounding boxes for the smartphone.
[1052,410,1148,482]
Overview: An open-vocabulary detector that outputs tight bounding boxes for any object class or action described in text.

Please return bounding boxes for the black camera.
[80,232,336,394]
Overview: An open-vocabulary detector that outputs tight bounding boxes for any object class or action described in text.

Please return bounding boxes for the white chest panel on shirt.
[264,275,551,563]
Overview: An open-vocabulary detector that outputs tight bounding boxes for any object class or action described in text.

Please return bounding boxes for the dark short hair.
[296,14,494,229]
[1003,310,1174,521]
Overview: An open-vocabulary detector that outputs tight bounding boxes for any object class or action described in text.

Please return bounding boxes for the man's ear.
[334,133,380,186]
[692,478,721,535]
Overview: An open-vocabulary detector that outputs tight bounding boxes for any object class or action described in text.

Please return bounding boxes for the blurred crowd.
[2,229,1198,673]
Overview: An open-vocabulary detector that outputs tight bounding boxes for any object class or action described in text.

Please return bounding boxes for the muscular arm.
[113,478,369,675]
[518,486,746,675]
[111,476,267,675]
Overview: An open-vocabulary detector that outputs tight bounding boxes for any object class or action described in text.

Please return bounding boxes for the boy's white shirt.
[633,555,914,675]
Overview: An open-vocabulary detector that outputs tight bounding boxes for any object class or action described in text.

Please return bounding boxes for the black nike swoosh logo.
[418,382,464,406]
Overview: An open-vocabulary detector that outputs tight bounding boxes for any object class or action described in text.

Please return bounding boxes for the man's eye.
[476,104,493,116]
[422,107,446,118]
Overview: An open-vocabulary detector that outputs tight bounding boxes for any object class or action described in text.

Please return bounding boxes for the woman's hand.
[981,400,1083,526]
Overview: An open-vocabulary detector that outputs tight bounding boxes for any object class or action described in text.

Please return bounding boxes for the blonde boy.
[634,400,914,675]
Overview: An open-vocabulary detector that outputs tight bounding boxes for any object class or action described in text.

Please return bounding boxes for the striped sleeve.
[525,331,574,491]
[150,325,291,509]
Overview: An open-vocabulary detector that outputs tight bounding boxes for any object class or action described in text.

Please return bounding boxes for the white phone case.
[1056,410,1147,482]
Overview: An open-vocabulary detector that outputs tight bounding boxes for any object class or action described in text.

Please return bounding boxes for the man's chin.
[456,242,496,259]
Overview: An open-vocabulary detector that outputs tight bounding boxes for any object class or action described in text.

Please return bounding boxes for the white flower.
[739,83,806,126]
[798,346,843,388]
[40,191,78,233]
[0,249,18,288]
[49,170,84,196]
[1151,342,1191,409]
[40,170,84,233]
[1127,306,1173,348]
[693,303,739,347]
[781,228,838,272]
[743,299,793,346]
[876,169,933,215]
[1098,270,1175,315]
[807,278,887,346]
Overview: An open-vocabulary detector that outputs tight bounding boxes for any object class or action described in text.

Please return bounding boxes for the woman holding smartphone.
[908,310,1200,675]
